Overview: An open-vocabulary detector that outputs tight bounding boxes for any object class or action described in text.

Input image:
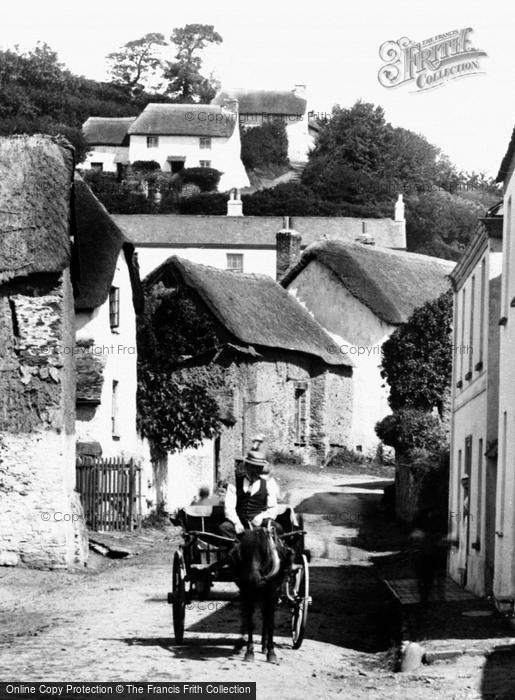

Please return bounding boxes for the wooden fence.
[76,457,142,532]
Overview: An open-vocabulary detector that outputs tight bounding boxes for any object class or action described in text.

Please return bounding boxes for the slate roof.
[145,256,352,367]
[213,89,307,115]
[112,214,405,249]
[128,104,236,138]
[83,117,136,146]
[281,240,454,325]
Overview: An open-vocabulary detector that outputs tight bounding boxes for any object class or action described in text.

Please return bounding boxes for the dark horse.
[231,524,293,664]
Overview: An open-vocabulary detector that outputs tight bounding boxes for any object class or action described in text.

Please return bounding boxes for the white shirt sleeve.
[224,483,243,528]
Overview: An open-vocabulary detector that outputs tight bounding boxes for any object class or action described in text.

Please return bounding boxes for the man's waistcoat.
[236,476,267,523]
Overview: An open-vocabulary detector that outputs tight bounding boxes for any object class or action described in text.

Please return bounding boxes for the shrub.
[375,409,447,456]
[269,450,302,465]
[132,160,161,172]
[180,167,221,192]
[240,122,289,170]
[178,192,229,214]
[242,182,340,216]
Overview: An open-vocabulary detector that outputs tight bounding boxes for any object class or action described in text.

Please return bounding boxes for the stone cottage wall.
[310,364,353,462]
[0,270,88,568]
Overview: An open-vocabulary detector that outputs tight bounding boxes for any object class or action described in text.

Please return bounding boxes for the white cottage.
[448,207,503,596]
[213,85,312,163]
[82,116,136,174]
[127,103,249,191]
[281,241,454,454]
[73,178,145,462]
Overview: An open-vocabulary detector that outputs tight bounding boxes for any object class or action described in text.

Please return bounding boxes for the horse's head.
[235,526,291,590]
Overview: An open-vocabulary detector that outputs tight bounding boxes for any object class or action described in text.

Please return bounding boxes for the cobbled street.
[0,465,509,699]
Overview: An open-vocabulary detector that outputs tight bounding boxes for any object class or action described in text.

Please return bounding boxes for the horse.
[231,523,293,664]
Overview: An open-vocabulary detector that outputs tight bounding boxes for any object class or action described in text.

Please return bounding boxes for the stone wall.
[0,270,87,568]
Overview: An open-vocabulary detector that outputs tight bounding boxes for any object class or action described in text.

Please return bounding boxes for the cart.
[167,503,311,648]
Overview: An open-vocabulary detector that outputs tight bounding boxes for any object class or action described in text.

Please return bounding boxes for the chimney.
[227,188,243,217]
[222,97,239,113]
[293,84,307,98]
[276,216,302,281]
[394,194,405,222]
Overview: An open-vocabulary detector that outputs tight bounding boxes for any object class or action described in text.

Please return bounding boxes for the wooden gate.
[76,457,142,532]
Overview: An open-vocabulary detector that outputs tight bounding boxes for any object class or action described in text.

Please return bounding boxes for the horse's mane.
[234,529,292,590]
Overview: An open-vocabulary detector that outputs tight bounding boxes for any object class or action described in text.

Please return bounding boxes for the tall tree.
[164,24,222,103]
[106,33,168,93]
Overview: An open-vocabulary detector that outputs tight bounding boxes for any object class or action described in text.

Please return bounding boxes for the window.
[226,254,243,273]
[458,287,466,385]
[90,162,103,172]
[199,137,211,149]
[476,437,483,548]
[109,286,120,329]
[294,381,308,444]
[199,160,211,168]
[147,136,159,148]
[111,380,120,438]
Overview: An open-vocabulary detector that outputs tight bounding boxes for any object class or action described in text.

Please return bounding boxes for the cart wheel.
[172,551,186,644]
[291,554,310,649]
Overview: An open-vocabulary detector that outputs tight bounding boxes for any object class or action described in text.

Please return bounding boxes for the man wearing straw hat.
[219,449,283,539]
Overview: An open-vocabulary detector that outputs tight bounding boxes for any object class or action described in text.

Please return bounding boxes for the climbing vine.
[137,282,227,454]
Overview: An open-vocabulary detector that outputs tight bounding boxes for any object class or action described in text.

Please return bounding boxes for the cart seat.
[178,505,225,534]
[276,504,300,533]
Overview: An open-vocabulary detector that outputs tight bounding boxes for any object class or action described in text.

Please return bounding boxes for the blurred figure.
[190,485,220,506]
[410,505,449,605]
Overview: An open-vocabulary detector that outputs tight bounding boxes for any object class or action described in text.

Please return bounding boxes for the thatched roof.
[145,256,351,367]
[0,135,74,284]
[73,177,144,312]
[128,104,236,138]
[281,241,454,325]
[83,117,136,146]
[213,89,307,115]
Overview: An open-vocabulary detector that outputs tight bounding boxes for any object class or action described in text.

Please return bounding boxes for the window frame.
[199,137,212,150]
[147,135,159,148]
[226,253,244,273]
[109,286,120,330]
[199,159,212,168]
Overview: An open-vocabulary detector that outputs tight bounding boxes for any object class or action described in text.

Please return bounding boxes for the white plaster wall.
[75,253,142,462]
[81,147,123,173]
[495,178,515,600]
[136,246,276,279]
[286,119,314,162]
[165,440,215,513]
[287,260,393,454]
[129,133,249,190]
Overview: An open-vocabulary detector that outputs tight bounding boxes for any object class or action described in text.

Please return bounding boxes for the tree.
[164,24,222,102]
[106,33,168,93]
[380,290,453,416]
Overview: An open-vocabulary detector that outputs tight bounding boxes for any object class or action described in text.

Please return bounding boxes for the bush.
[131,160,161,171]
[375,409,447,455]
[240,122,289,170]
[178,192,229,214]
[180,167,221,193]
[242,182,340,216]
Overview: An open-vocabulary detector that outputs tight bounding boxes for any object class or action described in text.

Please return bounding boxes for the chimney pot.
[395,194,405,222]
[227,188,243,216]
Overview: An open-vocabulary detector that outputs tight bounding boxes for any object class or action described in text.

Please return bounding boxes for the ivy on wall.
[137,282,227,454]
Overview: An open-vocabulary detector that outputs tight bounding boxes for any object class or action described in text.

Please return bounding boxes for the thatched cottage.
[0,135,87,568]
[212,85,313,162]
[281,241,455,454]
[142,256,353,510]
[82,116,136,174]
[73,177,144,462]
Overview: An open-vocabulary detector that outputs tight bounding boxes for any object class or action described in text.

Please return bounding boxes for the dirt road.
[0,465,505,698]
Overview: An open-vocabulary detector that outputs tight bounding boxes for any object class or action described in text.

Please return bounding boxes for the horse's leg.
[243,594,255,662]
[264,589,278,664]
[261,609,266,654]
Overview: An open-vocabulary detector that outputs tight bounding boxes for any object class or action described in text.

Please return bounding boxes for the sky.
[0,0,512,177]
